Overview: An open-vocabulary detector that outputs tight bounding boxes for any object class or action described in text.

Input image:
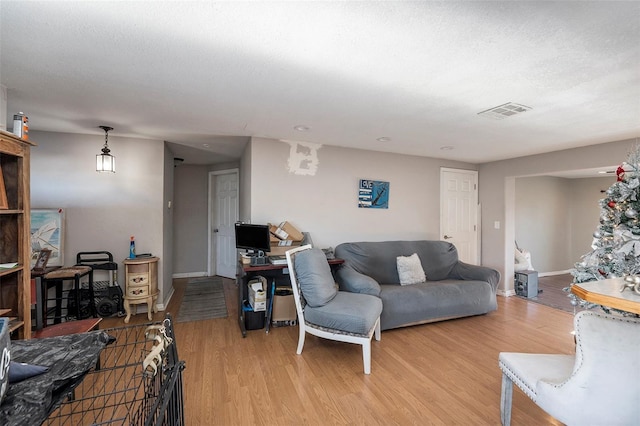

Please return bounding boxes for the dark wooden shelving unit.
[0,130,34,339]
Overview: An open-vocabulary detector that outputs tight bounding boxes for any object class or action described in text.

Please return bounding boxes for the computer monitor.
[234,223,271,254]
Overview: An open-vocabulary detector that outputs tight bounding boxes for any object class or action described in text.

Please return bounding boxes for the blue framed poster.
[358,179,390,209]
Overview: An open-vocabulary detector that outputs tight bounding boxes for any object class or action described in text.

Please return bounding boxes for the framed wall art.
[358,179,390,209]
[30,209,65,267]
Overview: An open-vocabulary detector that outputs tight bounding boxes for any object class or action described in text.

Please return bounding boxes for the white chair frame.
[499,310,640,425]
[286,245,381,374]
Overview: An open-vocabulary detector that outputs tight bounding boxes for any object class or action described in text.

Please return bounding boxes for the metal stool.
[41,265,96,326]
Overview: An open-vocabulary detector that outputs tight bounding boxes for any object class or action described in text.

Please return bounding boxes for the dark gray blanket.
[0,331,112,426]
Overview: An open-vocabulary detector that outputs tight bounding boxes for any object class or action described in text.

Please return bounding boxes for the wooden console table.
[571,278,640,315]
[237,258,344,337]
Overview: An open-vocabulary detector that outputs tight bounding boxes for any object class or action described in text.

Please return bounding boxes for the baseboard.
[157,286,173,312]
[172,271,207,279]
[538,269,571,277]
[497,289,517,297]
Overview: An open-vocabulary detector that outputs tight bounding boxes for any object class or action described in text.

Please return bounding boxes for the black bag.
[67,288,93,320]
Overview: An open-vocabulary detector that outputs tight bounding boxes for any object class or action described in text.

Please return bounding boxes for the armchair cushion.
[304,292,383,336]
[294,248,337,307]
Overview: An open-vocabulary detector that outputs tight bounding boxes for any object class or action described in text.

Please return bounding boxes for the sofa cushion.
[335,240,459,283]
[397,253,426,285]
[304,291,382,336]
[294,248,337,307]
[378,280,496,330]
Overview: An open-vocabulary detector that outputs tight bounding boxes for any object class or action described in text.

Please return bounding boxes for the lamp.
[96,125,115,173]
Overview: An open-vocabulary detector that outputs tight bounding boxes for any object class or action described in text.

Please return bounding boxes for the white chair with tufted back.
[499,310,640,425]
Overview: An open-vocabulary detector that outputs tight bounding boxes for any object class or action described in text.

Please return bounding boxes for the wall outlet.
[494,221,500,229]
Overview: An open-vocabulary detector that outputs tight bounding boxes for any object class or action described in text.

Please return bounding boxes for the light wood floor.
[101,278,575,425]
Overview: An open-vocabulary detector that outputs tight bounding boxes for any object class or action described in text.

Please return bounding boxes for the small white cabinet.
[123,256,159,323]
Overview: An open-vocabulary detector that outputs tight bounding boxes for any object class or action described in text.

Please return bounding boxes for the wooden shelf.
[0,209,23,215]
[0,309,12,316]
[0,264,23,277]
[0,131,32,339]
[8,318,24,333]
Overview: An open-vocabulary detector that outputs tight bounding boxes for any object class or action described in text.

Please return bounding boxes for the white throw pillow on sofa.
[396,253,426,285]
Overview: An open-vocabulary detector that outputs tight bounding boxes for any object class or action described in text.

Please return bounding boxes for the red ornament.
[616,165,625,181]
[608,201,616,208]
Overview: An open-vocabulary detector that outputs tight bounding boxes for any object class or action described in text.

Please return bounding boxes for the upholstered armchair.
[285,245,382,374]
[499,310,640,425]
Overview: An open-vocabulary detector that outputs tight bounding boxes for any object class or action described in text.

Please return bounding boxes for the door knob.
[443,235,452,240]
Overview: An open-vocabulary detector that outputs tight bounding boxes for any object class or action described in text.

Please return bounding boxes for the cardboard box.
[269,225,280,240]
[268,237,302,256]
[268,242,302,256]
[248,280,266,311]
[273,221,304,242]
[272,291,297,322]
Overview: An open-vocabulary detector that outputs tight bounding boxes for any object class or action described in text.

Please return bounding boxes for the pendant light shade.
[96,125,115,172]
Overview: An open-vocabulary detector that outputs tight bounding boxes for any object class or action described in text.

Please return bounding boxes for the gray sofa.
[334,240,500,331]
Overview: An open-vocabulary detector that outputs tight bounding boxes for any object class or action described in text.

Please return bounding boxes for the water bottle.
[129,236,136,259]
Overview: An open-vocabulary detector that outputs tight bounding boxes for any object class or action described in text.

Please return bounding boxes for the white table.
[571,277,640,315]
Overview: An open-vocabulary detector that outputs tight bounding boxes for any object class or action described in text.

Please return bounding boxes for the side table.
[123,256,159,323]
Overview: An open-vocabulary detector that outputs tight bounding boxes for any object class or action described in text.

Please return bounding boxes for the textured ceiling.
[1,1,639,165]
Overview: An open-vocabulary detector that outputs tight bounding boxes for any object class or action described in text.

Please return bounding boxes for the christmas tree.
[571,146,640,284]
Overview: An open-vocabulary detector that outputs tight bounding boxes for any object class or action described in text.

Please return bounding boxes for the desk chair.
[499,310,640,425]
[285,245,382,374]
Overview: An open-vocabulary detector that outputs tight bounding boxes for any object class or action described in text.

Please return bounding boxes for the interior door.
[210,170,239,278]
[440,168,479,264]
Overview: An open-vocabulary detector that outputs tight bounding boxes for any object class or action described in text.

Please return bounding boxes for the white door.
[440,168,479,264]
[210,170,239,278]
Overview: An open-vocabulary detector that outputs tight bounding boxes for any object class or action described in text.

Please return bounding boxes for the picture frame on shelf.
[0,164,7,210]
[30,209,65,267]
[32,249,51,273]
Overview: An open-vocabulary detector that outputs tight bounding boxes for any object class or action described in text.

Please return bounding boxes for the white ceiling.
[1,1,639,165]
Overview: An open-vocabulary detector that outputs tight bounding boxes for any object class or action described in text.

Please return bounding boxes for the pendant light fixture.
[96,125,115,172]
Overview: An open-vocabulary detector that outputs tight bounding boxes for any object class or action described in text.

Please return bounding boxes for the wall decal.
[284,140,322,176]
[358,179,389,209]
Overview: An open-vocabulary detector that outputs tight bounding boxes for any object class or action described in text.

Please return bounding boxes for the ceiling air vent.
[477,102,532,119]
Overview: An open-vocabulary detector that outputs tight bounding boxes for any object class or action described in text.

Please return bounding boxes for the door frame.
[208,168,239,277]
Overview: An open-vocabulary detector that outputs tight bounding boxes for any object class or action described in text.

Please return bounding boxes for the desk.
[571,278,640,315]
[32,317,102,339]
[237,258,344,337]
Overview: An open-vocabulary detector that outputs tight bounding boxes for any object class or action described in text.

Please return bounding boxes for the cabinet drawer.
[127,285,150,297]
[128,273,149,287]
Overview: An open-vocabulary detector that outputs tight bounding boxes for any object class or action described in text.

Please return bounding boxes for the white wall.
[248,137,475,248]
[479,137,637,294]
[570,176,614,263]
[162,143,175,304]
[173,164,209,274]
[172,161,241,276]
[515,175,611,274]
[239,142,252,223]
[29,130,171,305]
[515,176,572,272]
